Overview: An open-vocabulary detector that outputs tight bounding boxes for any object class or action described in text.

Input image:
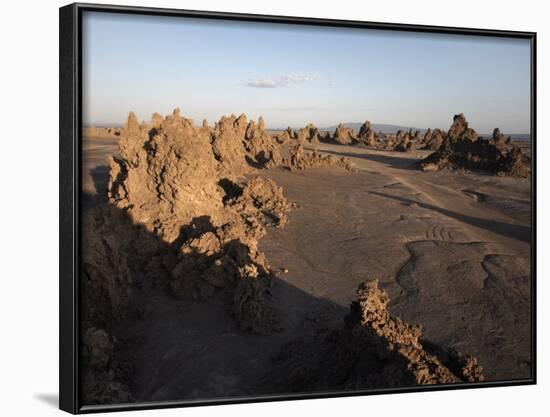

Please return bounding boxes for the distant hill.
[321,122,428,134]
[478,133,531,141]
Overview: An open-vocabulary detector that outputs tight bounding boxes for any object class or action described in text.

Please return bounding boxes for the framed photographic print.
[59,2,536,414]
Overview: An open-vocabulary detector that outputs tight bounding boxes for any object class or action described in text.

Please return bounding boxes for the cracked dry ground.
[83,137,531,401]
[261,143,531,382]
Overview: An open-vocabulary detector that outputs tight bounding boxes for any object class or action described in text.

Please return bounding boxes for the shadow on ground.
[34,394,58,408]
[370,191,531,243]
[307,146,421,171]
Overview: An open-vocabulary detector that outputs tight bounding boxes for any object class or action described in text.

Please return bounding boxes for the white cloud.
[245,72,321,88]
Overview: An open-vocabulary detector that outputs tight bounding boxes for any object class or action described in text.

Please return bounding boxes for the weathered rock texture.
[270,279,484,391]
[109,109,291,325]
[423,128,445,150]
[108,110,284,242]
[82,109,295,404]
[411,129,422,142]
[392,130,413,152]
[285,144,355,171]
[447,113,478,142]
[169,176,292,333]
[81,206,135,404]
[297,123,323,144]
[420,115,529,177]
[332,123,358,145]
[492,128,505,145]
[358,121,377,147]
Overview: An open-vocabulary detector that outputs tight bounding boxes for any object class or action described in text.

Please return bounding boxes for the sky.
[82,11,532,133]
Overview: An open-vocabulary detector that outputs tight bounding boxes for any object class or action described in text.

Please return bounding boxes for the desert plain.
[80,111,532,404]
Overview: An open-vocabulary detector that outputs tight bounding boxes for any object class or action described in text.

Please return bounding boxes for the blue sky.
[82,11,531,133]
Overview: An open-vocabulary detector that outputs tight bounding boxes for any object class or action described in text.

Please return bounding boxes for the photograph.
[76,5,534,409]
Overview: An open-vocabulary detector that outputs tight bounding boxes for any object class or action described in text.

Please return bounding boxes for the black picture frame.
[59,2,537,414]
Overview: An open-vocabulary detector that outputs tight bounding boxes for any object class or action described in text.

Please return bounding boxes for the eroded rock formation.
[82,109,296,404]
[81,206,135,404]
[447,113,478,142]
[492,128,505,145]
[285,144,355,171]
[421,137,529,177]
[358,121,377,147]
[297,123,323,144]
[423,128,445,150]
[420,115,529,177]
[333,123,358,145]
[108,109,291,323]
[392,130,413,152]
[270,279,484,391]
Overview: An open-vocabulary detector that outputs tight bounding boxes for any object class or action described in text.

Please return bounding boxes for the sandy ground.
[82,136,532,401]
[82,136,119,197]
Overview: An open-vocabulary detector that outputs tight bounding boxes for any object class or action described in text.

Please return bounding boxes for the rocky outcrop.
[423,128,433,143]
[109,110,224,243]
[108,110,291,327]
[447,113,478,142]
[492,128,505,145]
[420,115,529,177]
[243,116,283,169]
[270,279,484,392]
[411,129,422,142]
[169,176,292,333]
[421,137,529,177]
[81,328,133,405]
[82,109,299,403]
[286,127,298,140]
[358,121,377,147]
[285,144,355,171]
[297,123,323,144]
[109,110,284,243]
[81,206,135,405]
[392,130,413,152]
[332,123,358,145]
[423,128,445,150]
[345,280,484,384]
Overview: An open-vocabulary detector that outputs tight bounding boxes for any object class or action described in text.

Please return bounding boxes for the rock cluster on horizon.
[420,114,529,177]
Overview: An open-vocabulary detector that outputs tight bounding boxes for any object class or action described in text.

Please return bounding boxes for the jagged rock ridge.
[270,279,484,391]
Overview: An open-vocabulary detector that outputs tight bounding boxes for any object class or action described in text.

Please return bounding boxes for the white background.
[0,0,547,415]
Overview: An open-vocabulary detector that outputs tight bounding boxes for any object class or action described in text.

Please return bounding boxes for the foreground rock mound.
[109,110,292,328]
[170,177,292,334]
[109,110,284,242]
[81,206,136,404]
[270,279,483,391]
[82,109,297,403]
